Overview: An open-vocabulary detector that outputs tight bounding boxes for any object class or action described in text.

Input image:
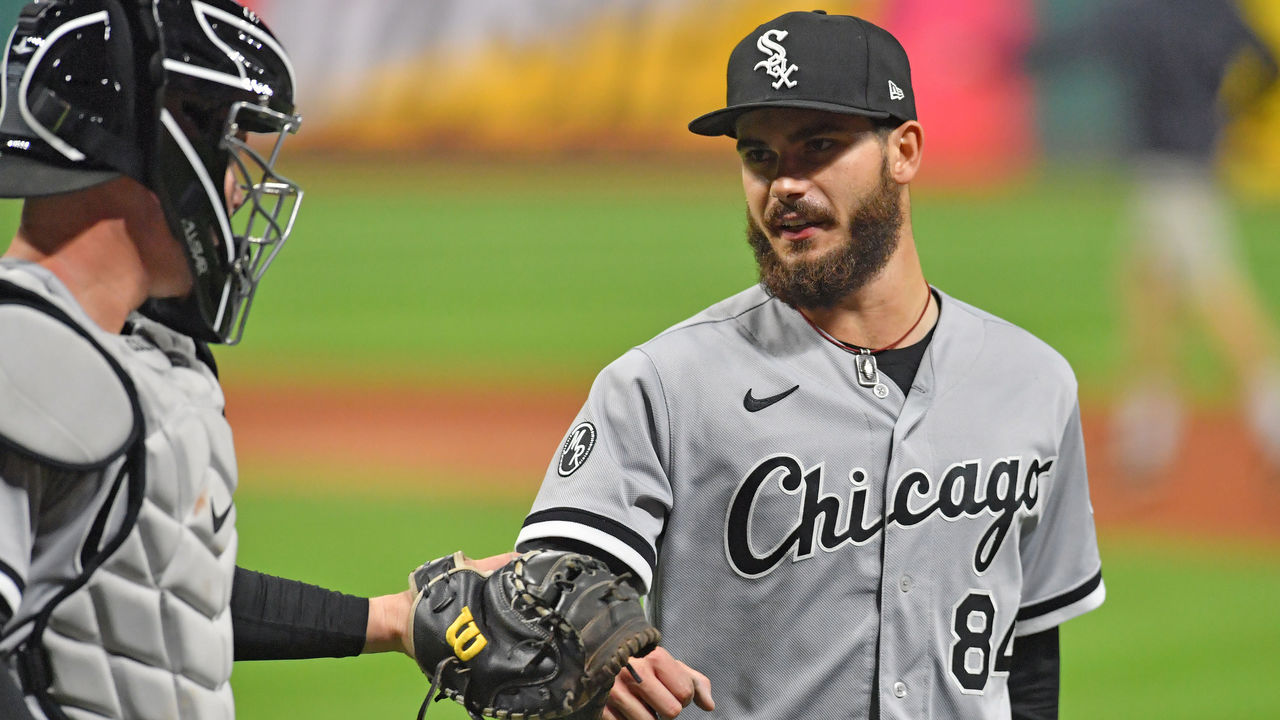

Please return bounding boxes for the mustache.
[764,197,835,227]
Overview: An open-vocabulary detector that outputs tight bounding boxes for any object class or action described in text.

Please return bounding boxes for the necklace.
[799,281,933,398]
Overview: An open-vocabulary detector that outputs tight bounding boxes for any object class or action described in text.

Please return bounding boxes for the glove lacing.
[417,656,464,720]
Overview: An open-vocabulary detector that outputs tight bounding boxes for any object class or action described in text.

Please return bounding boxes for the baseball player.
[0,3,655,718]
[517,10,1105,720]
[1031,0,1280,477]
[0,2,541,718]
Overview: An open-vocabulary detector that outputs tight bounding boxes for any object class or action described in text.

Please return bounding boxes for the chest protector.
[0,266,237,720]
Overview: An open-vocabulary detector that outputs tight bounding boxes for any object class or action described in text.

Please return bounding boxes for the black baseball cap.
[689,10,916,138]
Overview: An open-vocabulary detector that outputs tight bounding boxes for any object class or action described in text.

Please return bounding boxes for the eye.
[740,148,775,167]
[806,138,837,153]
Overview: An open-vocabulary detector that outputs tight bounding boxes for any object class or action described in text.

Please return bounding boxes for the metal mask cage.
[219,100,302,344]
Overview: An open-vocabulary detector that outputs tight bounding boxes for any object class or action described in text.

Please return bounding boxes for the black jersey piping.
[1016,570,1103,622]
[521,507,657,571]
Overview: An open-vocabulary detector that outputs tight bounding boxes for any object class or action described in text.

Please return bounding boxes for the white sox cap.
[689,10,917,138]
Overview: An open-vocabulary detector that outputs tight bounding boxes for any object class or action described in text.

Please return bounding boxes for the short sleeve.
[1015,402,1105,635]
[516,349,671,591]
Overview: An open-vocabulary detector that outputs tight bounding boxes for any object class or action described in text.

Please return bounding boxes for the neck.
[4,185,151,334]
[800,234,936,349]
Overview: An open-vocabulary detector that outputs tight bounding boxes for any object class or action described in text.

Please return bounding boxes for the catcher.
[0,1,655,719]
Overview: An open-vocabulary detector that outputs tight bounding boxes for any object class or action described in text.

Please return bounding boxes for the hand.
[363,551,519,655]
[603,646,714,719]
[471,551,520,573]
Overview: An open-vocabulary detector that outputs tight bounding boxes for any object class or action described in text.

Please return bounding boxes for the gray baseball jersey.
[517,284,1104,720]
[0,261,238,719]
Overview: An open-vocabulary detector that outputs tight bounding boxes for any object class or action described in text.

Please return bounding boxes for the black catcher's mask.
[0,0,303,344]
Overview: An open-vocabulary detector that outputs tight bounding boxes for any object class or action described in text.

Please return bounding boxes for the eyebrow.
[736,120,860,151]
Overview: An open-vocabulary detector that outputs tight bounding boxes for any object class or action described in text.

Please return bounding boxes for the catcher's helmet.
[0,0,303,344]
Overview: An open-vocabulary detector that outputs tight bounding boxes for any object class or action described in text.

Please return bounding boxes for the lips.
[770,212,829,242]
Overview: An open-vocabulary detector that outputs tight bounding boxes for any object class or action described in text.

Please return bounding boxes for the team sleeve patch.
[1014,569,1105,636]
[0,306,136,467]
[556,422,597,477]
[517,507,657,591]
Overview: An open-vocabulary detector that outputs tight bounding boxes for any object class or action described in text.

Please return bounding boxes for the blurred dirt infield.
[225,383,1280,544]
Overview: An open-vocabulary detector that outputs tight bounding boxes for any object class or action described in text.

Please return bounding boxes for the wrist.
[364,589,414,655]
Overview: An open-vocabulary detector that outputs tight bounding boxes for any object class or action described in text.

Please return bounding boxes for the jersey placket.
[873,345,936,720]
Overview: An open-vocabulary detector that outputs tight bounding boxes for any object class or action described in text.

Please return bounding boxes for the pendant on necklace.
[856,352,877,385]
[856,351,890,398]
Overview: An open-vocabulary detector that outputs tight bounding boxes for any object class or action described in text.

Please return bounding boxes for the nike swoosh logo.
[743,384,800,412]
[211,499,234,533]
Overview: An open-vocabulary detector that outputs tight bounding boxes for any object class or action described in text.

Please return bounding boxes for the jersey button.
[899,575,913,592]
[893,681,908,698]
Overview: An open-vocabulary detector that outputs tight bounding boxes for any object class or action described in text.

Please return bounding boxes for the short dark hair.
[874,117,902,134]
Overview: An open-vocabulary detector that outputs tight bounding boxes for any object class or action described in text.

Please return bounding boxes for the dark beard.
[746,163,903,310]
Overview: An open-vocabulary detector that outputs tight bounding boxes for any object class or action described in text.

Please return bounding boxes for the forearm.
[230,567,369,660]
[1008,627,1060,720]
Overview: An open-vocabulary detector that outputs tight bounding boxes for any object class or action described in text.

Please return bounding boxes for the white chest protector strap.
[0,280,148,719]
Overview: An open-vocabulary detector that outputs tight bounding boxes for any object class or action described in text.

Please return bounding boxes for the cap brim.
[0,152,120,198]
[688,99,893,138]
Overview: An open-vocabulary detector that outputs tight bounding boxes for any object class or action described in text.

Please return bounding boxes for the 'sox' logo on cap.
[754,29,798,89]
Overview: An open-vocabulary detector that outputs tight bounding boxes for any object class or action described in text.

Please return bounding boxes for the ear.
[886,120,923,184]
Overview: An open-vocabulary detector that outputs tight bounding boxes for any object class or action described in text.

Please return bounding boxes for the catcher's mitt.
[407,549,660,720]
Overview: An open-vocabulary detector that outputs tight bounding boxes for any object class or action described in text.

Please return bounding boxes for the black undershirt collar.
[838,290,940,396]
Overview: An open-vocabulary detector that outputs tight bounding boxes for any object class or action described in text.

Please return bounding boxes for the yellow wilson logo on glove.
[445,606,488,661]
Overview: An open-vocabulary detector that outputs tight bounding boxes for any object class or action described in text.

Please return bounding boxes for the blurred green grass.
[232,476,532,720]
[3,159,1277,403]
[232,478,1280,720]
[232,159,1280,404]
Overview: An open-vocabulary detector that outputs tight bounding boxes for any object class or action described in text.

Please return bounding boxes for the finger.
[608,679,664,720]
[622,659,686,719]
[691,673,715,711]
[649,656,713,712]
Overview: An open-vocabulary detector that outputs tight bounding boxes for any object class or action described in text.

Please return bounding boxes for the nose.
[224,168,246,212]
[766,151,815,202]
[770,172,811,203]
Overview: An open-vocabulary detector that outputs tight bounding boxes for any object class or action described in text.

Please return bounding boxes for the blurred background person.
[1029,0,1280,480]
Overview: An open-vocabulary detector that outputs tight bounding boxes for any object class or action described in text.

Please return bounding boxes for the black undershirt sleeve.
[230,567,369,660]
[1008,627,1061,720]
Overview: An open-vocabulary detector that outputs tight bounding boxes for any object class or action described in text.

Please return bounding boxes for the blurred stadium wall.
[1225,0,1280,197]
[240,0,1046,183]
[244,1,891,155]
[0,0,1276,192]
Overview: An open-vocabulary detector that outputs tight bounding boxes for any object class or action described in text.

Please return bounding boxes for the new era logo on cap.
[689,10,916,138]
